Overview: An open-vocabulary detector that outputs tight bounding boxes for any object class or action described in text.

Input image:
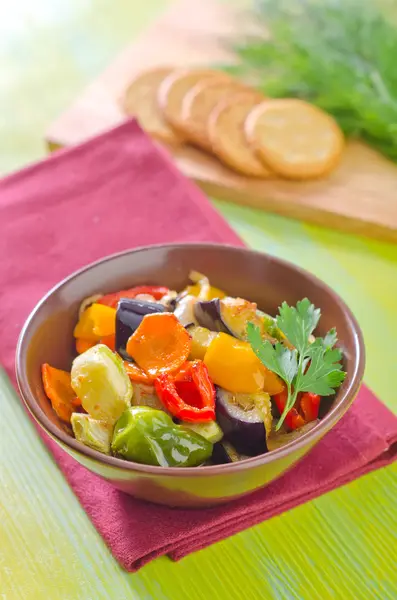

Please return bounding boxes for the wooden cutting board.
[46,0,397,243]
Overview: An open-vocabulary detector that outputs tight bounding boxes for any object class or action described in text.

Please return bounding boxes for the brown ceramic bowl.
[16,243,365,507]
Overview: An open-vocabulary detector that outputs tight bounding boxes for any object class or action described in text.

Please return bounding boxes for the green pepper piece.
[111,406,212,467]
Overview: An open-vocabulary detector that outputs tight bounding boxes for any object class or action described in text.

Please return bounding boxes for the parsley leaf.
[276,298,320,356]
[295,346,346,395]
[323,328,337,349]
[248,300,346,430]
[306,329,341,358]
[247,323,297,384]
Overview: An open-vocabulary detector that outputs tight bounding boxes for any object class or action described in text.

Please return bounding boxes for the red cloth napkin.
[1,120,396,571]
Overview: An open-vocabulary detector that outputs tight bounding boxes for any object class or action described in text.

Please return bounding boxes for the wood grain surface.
[45,0,397,244]
[1,1,397,599]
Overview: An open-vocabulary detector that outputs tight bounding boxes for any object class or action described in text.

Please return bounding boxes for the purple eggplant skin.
[195,297,274,341]
[211,442,232,464]
[193,299,227,333]
[210,441,246,464]
[166,296,178,312]
[215,387,269,456]
[116,299,165,359]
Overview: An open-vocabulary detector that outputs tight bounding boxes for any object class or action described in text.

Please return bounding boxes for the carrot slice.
[41,364,77,423]
[126,313,191,377]
[123,361,154,384]
[76,338,96,354]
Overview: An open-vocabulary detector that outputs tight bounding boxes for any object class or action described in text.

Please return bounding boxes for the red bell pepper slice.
[273,389,306,431]
[273,389,321,430]
[300,392,321,422]
[98,286,169,308]
[154,360,215,422]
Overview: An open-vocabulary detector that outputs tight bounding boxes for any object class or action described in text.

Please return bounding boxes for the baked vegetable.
[54,274,346,468]
[73,303,116,341]
[194,297,278,343]
[130,381,167,412]
[204,332,284,395]
[186,325,218,360]
[98,286,170,308]
[185,270,226,301]
[71,413,112,454]
[41,364,78,423]
[211,441,247,464]
[111,406,213,467]
[155,360,215,422]
[126,313,191,377]
[116,298,165,359]
[173,294,199,327]
[71,344,132,424]
[216,388,272,455]
[183,420,223,443]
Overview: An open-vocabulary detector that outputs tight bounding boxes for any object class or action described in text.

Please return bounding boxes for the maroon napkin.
[1,120,396,571]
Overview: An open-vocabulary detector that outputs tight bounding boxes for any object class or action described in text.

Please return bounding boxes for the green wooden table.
[1,2,397,599]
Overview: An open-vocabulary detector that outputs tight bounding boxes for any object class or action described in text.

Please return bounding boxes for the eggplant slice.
[216,387,272,456]
[194,297,279,343]
[173,294,199,327]
[211,441,248,464]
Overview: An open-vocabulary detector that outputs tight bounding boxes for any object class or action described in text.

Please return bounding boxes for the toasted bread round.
[120,68,182,145]
[245,99,344,179]
[208,92,273,177]
[158,69,227,133]
[181,78,247,152]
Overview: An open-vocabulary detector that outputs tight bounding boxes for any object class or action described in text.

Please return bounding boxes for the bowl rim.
[16,242,365,477]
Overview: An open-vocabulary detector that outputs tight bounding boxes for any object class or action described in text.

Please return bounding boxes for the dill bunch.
[226,0,397,161]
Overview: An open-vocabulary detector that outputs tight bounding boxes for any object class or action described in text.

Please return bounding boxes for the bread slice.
[245,99,344,179]
[120,68,182,145]
[181,78,247,152]
[209,92,273,177]
[158,68,227,134]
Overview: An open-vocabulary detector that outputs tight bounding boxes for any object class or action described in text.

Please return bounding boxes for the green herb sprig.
[247,299,346,429]
[226,0,397,161]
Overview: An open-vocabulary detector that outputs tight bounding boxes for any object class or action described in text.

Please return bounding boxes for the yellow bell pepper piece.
[187,283,226,301]
[185,271,226,301]
[204,332,284,395]
[73,303,116,341]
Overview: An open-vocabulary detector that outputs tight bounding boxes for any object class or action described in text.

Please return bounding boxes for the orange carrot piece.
[76,338,96,354]
[100,334,116,352]
[123,361,154,384]
[126,313,191,377]
[41,364,77,423]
